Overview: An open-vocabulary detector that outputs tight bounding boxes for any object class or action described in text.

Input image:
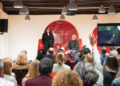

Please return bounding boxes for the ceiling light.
[25,15,30,21]
[67,0,78,11]
[19,6,29,15]
[92,14,98,22]
[99,5,105,13]
[60,15,65,20]
[14,0,23,8]
[108,5,116,14]
[0,2,3,10]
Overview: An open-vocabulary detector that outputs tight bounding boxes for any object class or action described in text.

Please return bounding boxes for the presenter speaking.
[42,27,54,52]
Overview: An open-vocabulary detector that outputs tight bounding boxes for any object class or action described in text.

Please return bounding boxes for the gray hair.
[0,59,4,70]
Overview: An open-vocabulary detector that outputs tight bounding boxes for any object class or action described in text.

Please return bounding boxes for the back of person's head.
[74,61,98,86]
[48,47,54,54]
[0,59,4,77]
[39,57,53,75]
[56,52,65,66]
[26,60,40,79]
[56,49,65,54]
[101,47,107,55]
[52,70,83,86]
[16,53,28,65]
[3,60,12,75]
[110,50,118,57]
[110,46,117,51]
[82,48,91,55]
[2,57,12,63]
[104,55,119,72]
[117,48,120,54]
[36,49,46,61]
[81,53,93,64]
[21,50,27,55]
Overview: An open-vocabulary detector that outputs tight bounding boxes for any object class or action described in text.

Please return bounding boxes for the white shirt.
[0,77,15,86]
[4,74,17,86]
[53,64,70,73]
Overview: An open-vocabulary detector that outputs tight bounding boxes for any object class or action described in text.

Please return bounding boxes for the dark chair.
[12,69,28,85]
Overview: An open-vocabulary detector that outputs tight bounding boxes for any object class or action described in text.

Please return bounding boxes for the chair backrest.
[12,69,28,85]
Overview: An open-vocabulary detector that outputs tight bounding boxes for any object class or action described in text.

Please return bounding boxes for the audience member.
[36,49,46,61]
[3,60,17,86]
[74,34,103,86]
[53,52,71,73]
[100,47,109,65]
[116,55,120,68]
[12,53,28,69]
[22,60,40,86]
[0,59,15,86]
[103,55,119,86]
[117,47,120,54]
[52,70,83,86]
[46,47,55,63]
[25,58,53,86]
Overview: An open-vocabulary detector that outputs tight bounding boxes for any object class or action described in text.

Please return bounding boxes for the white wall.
[8,14,120,60]
[0,10,8,59]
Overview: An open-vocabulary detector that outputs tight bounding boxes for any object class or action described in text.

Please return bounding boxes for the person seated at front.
[67,34,79,60]
[25,58,53,86]
[46,47,55,63]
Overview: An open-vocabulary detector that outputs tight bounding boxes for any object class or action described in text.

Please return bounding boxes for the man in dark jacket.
[25,58,53,86]
[67,34,79,60]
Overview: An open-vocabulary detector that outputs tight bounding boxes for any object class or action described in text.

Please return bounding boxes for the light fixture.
[99,5,105,13]
[14,0,23,8]
[25,15,30,21]
[19,6,29,15]
[67,0,78,11]
[0,2,3,10]
[108,5,116,14]
[92,14,98,22]
[60,14,65,20]
[62,6,68,15]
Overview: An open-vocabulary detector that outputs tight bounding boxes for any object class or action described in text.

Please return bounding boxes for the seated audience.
[46,47,55,63]
[25,58,53,86]
[74,34,103,86]
[0,59,15,86]
[36,49,46,61]
[100,47,109,65]
[112,70,120,86]
[22,60,40,86]
[103,55,119,86]
[12,53,29,69]
[53,52,71,73]
[3,60,17,86]
[52,70,83,86]
[67,34,79,60]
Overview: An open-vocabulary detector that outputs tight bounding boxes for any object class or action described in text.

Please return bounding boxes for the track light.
[14,0,23,8]
[19,6,29,15]
[0,2,3,10]
[108,5,116,14]
[99,5,105,13]
[92,14,98,22]
[60,14,65,20]
[25,15,30,21]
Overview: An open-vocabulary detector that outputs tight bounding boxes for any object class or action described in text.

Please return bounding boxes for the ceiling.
[1,0,120,15]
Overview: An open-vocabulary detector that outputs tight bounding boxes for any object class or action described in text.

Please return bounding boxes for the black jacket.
[42,33,54,50]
